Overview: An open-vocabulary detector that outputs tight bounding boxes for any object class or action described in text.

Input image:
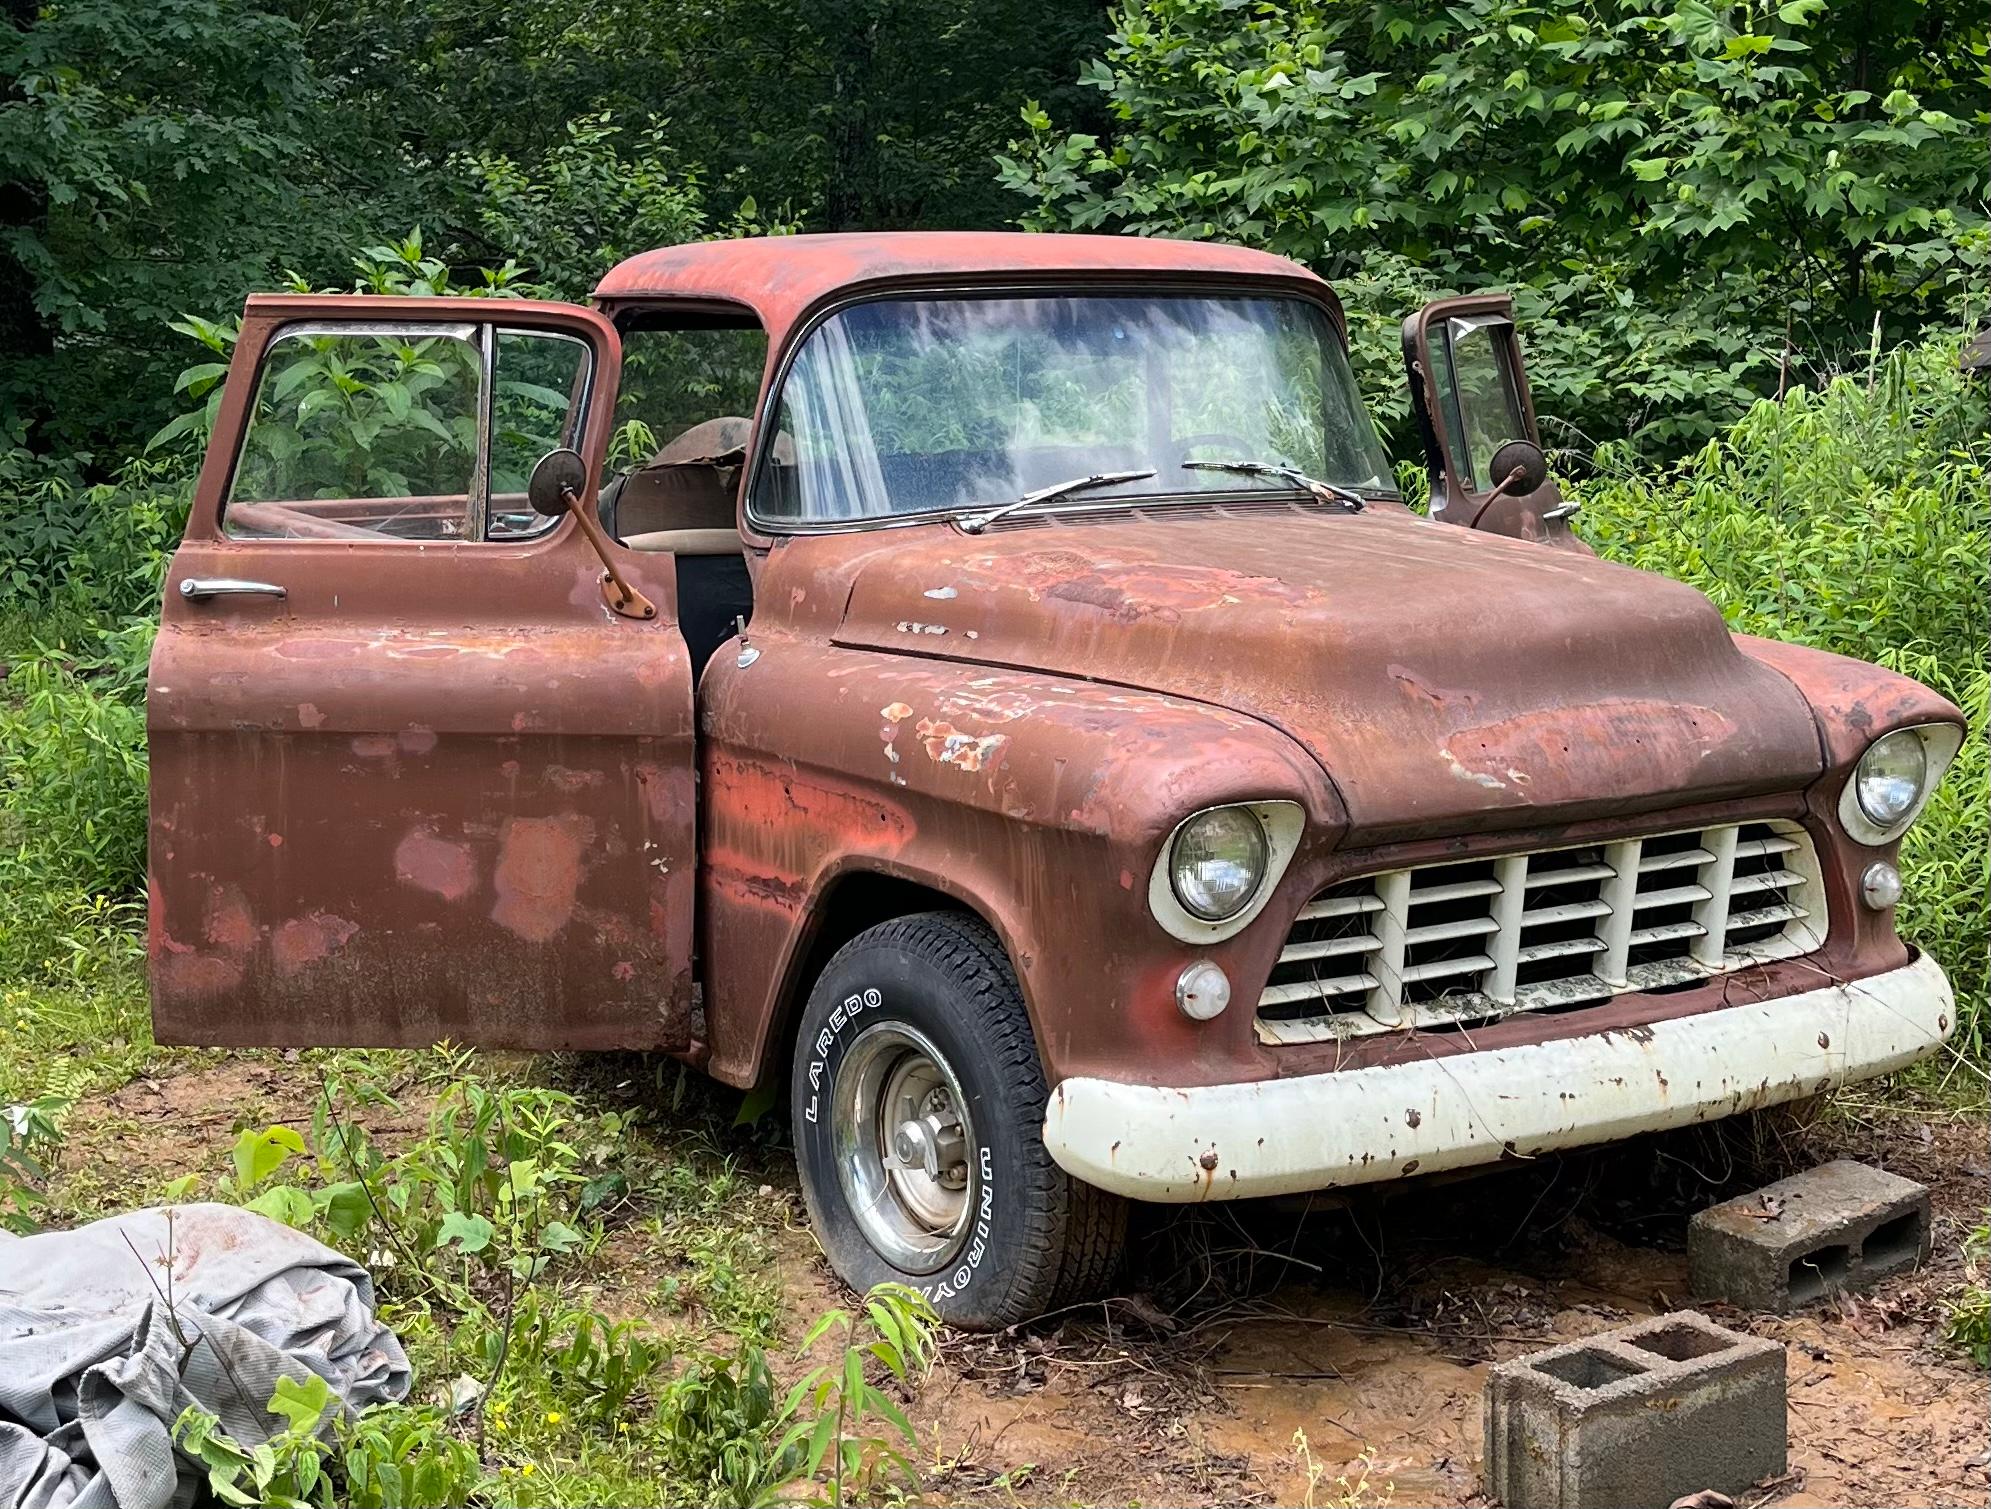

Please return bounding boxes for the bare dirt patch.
[783,1114,1991,1507]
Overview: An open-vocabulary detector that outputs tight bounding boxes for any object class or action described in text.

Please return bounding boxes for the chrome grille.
[1257,821,1824,1044]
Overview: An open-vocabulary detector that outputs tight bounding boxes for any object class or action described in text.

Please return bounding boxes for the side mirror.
[528,448,587,518]
[1486,438,1548,497]
[526,447,659,622]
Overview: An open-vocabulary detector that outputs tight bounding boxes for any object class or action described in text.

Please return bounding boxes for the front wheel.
[789,911,1126,1329]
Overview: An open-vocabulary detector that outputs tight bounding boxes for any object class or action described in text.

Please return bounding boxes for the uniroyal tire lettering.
[917,1145,996,1303]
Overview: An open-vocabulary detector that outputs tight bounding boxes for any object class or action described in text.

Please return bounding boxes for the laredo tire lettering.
[802,983,886,1125]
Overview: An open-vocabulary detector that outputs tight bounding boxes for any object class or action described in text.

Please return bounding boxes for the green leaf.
[266,1372,335,1436]
[231,1125,306,1189]
[173,362,231,395]
[244,1185,315,1228]
[437,1210,493,1254]
[313,1181,371,1239]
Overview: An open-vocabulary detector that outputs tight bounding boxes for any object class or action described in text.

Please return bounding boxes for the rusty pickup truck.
[149,233,1963,1327]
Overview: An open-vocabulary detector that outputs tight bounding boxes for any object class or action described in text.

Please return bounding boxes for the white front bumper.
[1042,953,1953,1202]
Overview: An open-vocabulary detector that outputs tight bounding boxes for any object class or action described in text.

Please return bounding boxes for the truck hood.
[830,509,1824,840]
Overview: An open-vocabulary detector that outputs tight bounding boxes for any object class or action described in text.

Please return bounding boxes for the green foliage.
[337,1402,484,1509]
[0,445,192,622]
[1000,0,1989,450]
[0,0,419,453]
[0,626,153,985]
[172,1373,338,1509]
[1948,1221,1991,1368]
[230,330,485,503]
[174,1372,483,1509]
[780,1284,938,1507]
[0,1093,68,1234]
[1574,336,1990,1056]
[450,115,726,298]
[156,1048,936,1508]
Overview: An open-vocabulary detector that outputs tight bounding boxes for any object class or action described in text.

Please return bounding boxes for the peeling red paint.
[913,718,1007,772]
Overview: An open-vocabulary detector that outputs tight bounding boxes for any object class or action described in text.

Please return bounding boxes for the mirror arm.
[1467,465,1531,529]
[562,483,658,621]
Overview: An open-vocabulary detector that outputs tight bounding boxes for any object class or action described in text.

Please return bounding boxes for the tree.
[999,0,1989,449]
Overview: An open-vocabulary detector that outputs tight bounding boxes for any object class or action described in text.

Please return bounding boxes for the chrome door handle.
[179,577,288,601]
[1542,500,1581,522]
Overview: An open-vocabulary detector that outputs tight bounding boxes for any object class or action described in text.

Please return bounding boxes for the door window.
[1437,315,1527,492]
[223,323,592,541]
[489,330,592,539]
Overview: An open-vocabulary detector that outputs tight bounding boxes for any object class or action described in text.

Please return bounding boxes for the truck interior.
[602,313,766,680]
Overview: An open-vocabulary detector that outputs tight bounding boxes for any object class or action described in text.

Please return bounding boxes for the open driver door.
[148,296,697,1052]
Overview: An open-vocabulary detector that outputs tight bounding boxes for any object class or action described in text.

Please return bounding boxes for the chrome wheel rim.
[831,1022,975,1274]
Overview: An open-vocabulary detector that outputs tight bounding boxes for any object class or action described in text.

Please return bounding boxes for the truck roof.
[591,231,1333,347]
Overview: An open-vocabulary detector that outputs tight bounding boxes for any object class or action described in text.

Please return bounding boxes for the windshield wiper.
[955,469,1157,534]
[1181,458,1366,513]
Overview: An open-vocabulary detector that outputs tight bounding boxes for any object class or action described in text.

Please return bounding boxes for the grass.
[2,972,931,1504]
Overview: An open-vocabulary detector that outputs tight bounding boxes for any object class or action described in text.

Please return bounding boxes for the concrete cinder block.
[1483,1310,1786,1509]
[1687,1159,1930,1313]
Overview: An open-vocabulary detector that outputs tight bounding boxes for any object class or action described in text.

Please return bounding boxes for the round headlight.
[1170,807,1269,921]
[1855,729,1928,830]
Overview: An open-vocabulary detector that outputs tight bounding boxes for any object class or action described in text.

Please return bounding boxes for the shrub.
[0,624,152,983]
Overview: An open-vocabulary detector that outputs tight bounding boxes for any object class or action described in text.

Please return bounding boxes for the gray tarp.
[0,1203,409,1509]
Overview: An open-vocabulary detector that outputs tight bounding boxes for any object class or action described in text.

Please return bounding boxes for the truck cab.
[149,233,1963,1327]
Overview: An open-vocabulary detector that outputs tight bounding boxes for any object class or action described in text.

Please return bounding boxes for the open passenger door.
[1400,295,1579,544]
[149,295,697,1051]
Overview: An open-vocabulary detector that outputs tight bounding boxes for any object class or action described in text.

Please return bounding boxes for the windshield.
[751,293,1394,526]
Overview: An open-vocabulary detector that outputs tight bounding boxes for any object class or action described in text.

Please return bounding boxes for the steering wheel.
[1174,431,1258,462]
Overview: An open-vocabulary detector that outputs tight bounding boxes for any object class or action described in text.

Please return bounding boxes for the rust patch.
[1442,700,1735,794]
[491,814,594,943]
[272,913,359,974]
[155,950,244,996]
[203,884,257,953]
[1388,664,1479,713]
[394,831,477,902]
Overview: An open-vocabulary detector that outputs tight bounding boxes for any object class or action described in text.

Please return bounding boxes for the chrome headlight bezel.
[1837,723,1963,846]
[1147,801,1306,944]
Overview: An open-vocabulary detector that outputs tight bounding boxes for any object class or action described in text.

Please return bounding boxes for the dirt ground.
[60,1060,1990,1507]
[797,1109,1991,1509]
